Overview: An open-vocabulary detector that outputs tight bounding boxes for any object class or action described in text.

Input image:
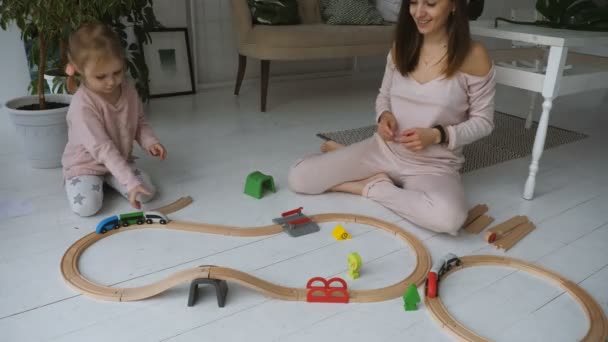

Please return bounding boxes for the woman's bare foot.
[320,140,345,153]
[330,173,392,195]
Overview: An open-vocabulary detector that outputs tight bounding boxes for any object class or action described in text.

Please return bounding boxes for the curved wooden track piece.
[425,255,608,341]
[61,213,431,303]
[152,196,193,215]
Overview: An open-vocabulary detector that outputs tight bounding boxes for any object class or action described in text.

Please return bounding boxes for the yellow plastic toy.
[332,225,351,240]
[347,252,362,279]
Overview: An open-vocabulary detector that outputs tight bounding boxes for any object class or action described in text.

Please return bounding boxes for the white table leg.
[525,92,538,129]
[523,46,568,200]
[525,59,542,129]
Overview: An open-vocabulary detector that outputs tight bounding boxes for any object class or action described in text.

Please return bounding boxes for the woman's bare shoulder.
[460,41,493,77]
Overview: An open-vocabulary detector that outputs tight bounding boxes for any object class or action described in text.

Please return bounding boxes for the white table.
[470,20,608,200]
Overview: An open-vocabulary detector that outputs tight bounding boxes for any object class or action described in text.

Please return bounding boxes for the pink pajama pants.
[288,134,468,235]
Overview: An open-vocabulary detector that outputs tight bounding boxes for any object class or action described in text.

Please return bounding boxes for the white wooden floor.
[1,72,607,342]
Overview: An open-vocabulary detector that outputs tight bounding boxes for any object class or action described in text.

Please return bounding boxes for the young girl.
[288,0,496,235]
[62,23,167,216]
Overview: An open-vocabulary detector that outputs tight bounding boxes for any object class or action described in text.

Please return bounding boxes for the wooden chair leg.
[234,54,247,95]
[261,60,270,112]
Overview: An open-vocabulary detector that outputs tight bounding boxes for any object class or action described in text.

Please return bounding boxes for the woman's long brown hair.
[393,0,471,78]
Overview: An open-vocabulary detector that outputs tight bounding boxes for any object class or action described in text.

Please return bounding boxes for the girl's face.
[82,57,125,95]
[409,0,455,36]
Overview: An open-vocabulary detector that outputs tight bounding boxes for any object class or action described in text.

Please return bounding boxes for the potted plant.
[0,1,79,168]
[0,0,159,168]
[31,2,160,100]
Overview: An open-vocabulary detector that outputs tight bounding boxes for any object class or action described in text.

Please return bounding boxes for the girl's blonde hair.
[68,22,125,71]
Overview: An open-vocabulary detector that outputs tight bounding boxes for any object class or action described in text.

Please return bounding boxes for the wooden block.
[487,216,528,234]
[493,223,526,248]
[493,222,529,249]
[463,204,488,228]
[464,214,494,234]
[501,223,535,251]
[485,216,529,243]
[494,222,536,251]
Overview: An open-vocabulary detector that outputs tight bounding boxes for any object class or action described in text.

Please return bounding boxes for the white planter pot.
[4,94,72,169]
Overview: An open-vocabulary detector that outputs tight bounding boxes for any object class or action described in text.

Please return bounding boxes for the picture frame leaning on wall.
[140,27,196,98]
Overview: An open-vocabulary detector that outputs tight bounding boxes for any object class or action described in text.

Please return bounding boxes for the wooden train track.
[153,196,193,215]
[61,212,432,303]
[425,255,608,341]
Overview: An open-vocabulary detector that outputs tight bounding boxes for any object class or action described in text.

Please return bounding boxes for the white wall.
[2,1,200,105]
[172,0,541,87]
[154,0,188,26]
[0,0,547,101]
[190,0,352,87]
[4,0,601,100]
[0,24,31,106]
[154,0,353,87]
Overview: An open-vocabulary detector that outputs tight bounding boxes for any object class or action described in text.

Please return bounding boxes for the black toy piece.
[468,0,484,21]
[187,278,228,307]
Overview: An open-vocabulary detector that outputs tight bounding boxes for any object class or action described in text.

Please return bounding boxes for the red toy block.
[282,207,303,217]
[426,272,438,298]
[306,277,349,303]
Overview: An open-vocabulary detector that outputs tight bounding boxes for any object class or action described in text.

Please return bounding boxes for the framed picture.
[141,28,196,98]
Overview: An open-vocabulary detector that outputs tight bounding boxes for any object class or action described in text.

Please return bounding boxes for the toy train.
[425,253,461,298]
[96,211,169,234]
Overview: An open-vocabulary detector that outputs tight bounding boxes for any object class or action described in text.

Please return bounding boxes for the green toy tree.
[403,283,421,311]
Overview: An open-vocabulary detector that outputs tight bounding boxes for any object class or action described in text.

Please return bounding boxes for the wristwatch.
[433,125,447,144]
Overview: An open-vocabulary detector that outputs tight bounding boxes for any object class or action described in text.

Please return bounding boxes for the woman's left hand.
[396,128,440,152]
[148,143,167,160]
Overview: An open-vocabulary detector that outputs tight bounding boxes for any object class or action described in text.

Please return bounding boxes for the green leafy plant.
[494,0,608,31]
[0,0,160,109]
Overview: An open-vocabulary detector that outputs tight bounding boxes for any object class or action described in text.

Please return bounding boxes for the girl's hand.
[396,128,441,152]
[148,143,167,160]
[377,111,398,141]
[128,185,152,210]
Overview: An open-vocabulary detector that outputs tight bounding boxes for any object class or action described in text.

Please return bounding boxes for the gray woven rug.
[317,111,588,173]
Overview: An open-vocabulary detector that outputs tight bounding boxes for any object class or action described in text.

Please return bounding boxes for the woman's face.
[409,0,455,36]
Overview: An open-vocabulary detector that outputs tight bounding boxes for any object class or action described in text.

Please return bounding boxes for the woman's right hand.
[378,111,397,141]
[128,185,152,210]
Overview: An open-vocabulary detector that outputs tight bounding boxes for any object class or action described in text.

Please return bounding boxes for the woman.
[288,0,495,235]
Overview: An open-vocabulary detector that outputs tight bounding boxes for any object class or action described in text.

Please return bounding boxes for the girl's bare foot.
[320,140,345,153]
[330,173,392,195]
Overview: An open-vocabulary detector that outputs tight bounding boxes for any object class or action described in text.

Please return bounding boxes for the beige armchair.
[231,0,395,111]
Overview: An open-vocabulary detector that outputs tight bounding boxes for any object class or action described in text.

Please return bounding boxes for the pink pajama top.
[375,52,496,174]
[62,81,160,191]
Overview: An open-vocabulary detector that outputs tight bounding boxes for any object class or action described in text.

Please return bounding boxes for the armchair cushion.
[248,23,392,48]
[376,0,401,23]
[248,0,301,25]
[297,0,322,23]
[320,0,385,25]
